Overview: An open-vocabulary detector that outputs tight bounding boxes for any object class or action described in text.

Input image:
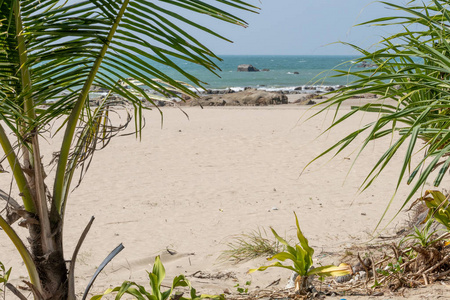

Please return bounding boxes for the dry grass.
[220,228,285,263]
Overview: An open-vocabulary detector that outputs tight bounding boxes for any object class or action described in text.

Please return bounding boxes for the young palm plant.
[249,212,352,294]
[0,1,258,299]
[306,0,450,225]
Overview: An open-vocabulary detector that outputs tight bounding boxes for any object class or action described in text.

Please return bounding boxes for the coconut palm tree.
[0,1,257,299]
[307,0,450,225]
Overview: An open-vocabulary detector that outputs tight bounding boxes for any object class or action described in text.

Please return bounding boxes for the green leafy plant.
[0,262,11,298]
[401,218,440,249]
[234,281,251,294]
[249,212,352,294]
[374,256,406,288]
[419,190,450,230]
[305,0,450,226]
[377,257,404,277]
[220,228,285,262]
[91,256,223,300]
[0,1,258,299]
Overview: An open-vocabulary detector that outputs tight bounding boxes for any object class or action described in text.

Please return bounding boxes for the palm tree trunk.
[29,227,67,299]
[12,2,69,298]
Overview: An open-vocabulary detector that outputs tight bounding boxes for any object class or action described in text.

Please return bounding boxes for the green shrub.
[91,256,223,300]
[249,212,352,294]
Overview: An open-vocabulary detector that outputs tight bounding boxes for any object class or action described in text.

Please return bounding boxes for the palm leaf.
[308,0,450,224]
[0,0,258,296]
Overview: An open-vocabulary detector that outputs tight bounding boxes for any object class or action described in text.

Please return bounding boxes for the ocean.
[150,55,360,92]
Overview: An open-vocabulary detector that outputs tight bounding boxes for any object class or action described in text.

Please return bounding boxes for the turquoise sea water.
[151,55,359,91]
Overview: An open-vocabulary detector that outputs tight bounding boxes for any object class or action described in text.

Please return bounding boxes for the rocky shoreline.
[89,85,378,107]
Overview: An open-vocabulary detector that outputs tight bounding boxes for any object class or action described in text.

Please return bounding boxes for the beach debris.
[189,271,237,280]
[166,248,177,255]
[285,271,299,289]
[265,278,280,288]
[228,234,450,299]
[271,207,278,211]
[334,274,352,284]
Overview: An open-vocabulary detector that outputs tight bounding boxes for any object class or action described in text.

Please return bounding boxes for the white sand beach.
[1,98,448,299]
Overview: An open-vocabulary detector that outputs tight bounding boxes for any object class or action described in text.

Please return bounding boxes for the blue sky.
[201,0,407,55]
[66,0,406,56]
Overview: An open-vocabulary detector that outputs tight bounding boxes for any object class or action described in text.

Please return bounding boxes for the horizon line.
[215,53,361,56]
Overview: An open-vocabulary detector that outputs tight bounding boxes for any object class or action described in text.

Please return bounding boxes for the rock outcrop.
[237,64,259,72]
[294,94,325,105]
[90,85,109,92]
[184,89,288,106]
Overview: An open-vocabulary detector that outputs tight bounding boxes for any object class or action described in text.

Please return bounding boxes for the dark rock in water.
[204,89,235,95]
[244,87,253,90]
[303,86,315,90]
[237,64,259,72]
[261,69,270,72]
[205,89,219,94]
[357,61,377,68]
[293,72,299,75]
[325,86,335,92]
[294,86,303,91]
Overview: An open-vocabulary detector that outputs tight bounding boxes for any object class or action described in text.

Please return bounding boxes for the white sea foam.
[193,84,345,95]
[89,92,108,97]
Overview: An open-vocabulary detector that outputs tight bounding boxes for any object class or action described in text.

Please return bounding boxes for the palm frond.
[310,0,450,222]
